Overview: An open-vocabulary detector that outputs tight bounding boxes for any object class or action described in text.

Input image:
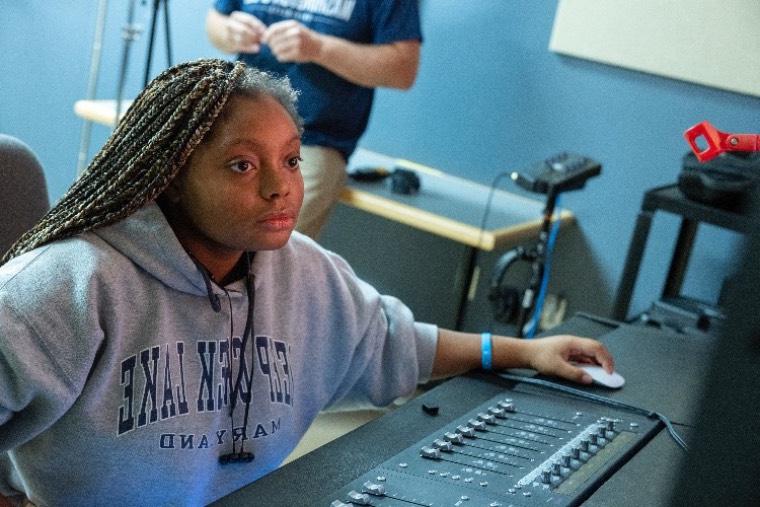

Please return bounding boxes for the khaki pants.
[295,145,347,239]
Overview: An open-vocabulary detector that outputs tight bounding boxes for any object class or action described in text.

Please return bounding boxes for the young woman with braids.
[0,59,613,506]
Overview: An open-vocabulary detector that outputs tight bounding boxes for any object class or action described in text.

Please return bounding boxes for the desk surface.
[74,99,573,251]
[345,149,574,250]
[212,315,702,506]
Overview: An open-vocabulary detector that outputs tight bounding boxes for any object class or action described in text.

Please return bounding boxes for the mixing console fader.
[323,386,660,506]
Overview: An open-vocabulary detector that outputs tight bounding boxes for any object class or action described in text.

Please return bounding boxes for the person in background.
[0,59,612,506]
[206,0,422,238]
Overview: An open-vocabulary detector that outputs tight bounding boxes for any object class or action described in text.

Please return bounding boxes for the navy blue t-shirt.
[213,0,422,160]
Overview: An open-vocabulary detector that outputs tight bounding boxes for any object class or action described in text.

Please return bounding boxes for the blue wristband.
[481,332,493,370]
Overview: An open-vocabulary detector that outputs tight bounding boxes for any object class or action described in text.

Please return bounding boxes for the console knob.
[597,426,610,444]
[420,446,441,460]
[488,407,507,418]
[457,425,475,438]
[582,438,598,454]
[572,446,589,463]
[498,401,516,412]
[433,438,453,452]
[362,481,385,496]
[591,433,606,447]
[443,432,464,444]
[477,413,496,424]
[347,490,371,505]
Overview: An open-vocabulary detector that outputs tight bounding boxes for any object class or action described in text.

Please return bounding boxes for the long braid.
[2,59,249,264]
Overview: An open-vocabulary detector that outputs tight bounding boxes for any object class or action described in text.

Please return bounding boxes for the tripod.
[488,153,601,337]
[143,0,173,87]
[114,0,173,121]
[488,187,562,338]
[77,0,173,174]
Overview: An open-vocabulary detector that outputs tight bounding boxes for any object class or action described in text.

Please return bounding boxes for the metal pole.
[143,0,160,88]
[164,0,173,65]
[76,0,109,176]
[115,0,142,124]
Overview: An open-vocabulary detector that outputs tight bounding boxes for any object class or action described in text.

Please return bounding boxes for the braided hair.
[2,58,301,264]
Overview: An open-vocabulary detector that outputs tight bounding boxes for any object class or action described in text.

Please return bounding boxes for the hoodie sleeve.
[0,304,84,451]
[0,245,106,453]
[298,246,439,410]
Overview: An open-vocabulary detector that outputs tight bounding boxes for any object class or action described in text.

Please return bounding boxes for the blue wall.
[2,1,756,317]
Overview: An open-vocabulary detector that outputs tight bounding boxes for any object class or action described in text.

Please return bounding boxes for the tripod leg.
[143,0,160,87]
[515,259,544,337]
[116,0,141,122]
[518,189,558,337]
[163,0,173,65]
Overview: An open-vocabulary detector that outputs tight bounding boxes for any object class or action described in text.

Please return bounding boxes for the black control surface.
[324,385,659,507]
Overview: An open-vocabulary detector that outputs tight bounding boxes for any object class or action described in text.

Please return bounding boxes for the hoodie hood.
[93,201,247,301]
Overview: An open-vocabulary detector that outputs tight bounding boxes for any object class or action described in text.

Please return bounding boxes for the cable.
[476,171,512,251]
[476,172,511,334]
[524,194,563,338]
[497,372,689,451]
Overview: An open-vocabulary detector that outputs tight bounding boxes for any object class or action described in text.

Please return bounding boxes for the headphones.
[488,246,528,324]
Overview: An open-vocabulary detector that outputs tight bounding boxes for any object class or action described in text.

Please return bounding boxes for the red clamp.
[684,121,760,162]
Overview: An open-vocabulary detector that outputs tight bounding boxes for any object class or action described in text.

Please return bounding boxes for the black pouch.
[390,168,421,195]
[678,151,759,212]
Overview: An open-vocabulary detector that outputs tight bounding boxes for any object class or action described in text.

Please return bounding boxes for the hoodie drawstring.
[220,251,256,465]
[188,253,222,312]
[187,250,256,463]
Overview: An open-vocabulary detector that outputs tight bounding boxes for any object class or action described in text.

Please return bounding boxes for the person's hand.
[226,11,266,53]
[525,335,614,384]
[263,20,323,63]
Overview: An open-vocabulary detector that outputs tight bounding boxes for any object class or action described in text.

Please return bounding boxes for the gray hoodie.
[0,202,437,506]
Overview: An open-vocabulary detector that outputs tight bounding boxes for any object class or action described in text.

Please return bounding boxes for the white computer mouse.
[577,364,625,389]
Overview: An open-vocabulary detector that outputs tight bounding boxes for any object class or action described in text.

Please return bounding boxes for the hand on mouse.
[431,330,615,384]
[525,335,614,385]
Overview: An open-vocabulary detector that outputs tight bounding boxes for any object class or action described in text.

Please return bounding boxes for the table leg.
[612,210,654,321]
[662,219,698,299]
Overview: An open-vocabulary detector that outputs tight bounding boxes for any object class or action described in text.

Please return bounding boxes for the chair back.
[0,134,50,256]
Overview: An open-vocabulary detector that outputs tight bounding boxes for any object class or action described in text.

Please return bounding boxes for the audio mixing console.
[323,384,660,507]
[213,318,705,507]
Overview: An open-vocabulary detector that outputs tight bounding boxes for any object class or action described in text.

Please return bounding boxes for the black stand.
[512,187,559,336]
[114,0,173,124]
[611,183,755,322]
[143,0,173,88]
[488,154,601,337]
